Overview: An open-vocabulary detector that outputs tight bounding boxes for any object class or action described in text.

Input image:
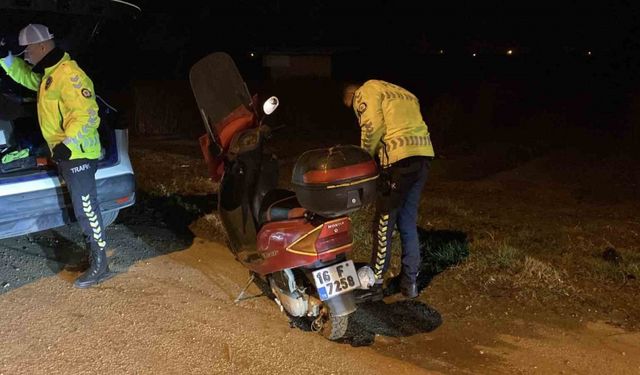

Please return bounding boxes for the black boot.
[74,245,114,288]
[400,278,419,299]
[354,280,384,304]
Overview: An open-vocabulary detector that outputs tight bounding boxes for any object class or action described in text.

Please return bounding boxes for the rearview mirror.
[262,96,279,115]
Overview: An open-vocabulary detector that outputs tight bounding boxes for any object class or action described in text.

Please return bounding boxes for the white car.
[0,0,141,240]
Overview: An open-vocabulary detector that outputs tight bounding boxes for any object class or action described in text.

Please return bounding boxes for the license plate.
[312,260,361,301]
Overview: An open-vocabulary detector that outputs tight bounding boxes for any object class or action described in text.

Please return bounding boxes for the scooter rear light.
[315,218,352,253]
[287,227,321,255]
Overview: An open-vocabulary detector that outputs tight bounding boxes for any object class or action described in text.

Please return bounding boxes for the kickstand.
[234,273,256,303]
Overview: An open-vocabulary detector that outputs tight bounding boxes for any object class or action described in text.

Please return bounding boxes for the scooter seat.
[259,189,306,226]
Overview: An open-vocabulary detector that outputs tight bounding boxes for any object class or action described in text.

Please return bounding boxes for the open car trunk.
[0,0,140,181]
[0,94,119,181]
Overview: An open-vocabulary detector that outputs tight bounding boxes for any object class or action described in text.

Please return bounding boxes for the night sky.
[150,6,634,51]
[2,0,640,136]
[133,1,636,51]
[2,1,639,81]
[83,1,640,82]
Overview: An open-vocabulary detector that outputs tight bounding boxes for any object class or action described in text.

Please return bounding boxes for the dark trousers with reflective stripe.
[371,156,430,283]
[58,159,106,252]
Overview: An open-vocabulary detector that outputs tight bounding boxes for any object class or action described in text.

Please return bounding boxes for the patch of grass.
[460,239,524,275]
[493,243,523,271]
[154,181,179,197]
[349,205,374,259]
[118,192,215,240]
[517,256,568,292]
[189,212,228,243]
[419,228,470,275]
[350,205,402,262]
[618,248,640,281]
[579,250,640,283]
[580,257,622,282]
[349,207,470,283]
[146,177,217,198]
[129,147,217,197]
[454,237,579,299]
[625,263,640,279]
[428,197,473,218]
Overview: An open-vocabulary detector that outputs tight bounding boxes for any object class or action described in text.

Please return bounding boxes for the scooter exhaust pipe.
[325,292,357,317]
[324,265,375,317]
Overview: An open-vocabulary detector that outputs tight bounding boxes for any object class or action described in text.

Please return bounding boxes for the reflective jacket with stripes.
[0,52,101,160]
[353,80,434,167]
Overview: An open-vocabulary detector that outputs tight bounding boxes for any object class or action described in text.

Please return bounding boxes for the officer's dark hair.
[340,79,364,93]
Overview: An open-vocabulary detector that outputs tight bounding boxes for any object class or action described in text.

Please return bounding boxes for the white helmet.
[18,24,54,46]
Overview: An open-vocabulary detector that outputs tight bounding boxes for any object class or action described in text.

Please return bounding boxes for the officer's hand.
[52,143,72,162]
[1,51,14,69]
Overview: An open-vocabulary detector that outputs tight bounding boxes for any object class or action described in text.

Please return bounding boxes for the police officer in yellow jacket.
[343,79,434,298]
[0,24,113,288]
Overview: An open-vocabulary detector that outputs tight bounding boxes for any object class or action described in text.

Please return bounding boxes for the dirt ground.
[1,136,639,374]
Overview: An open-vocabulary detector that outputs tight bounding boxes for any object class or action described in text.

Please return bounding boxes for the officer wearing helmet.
[0,24,113,288]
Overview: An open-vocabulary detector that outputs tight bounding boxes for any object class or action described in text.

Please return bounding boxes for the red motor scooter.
[190,52,377,340]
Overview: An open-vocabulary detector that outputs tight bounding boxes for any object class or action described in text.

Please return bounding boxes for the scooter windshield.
[189,52,253,141]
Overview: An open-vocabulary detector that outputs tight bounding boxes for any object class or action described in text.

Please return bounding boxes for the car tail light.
[115,197,130,204]
[315,217,352,253]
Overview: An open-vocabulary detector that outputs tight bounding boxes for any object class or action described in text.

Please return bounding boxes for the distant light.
[588,51,592,56]
[472,53,477,57]
[250,52,255,57]
[507,49,513,55]
[439,49,444,54]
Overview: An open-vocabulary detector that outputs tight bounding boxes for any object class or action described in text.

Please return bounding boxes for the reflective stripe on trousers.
[58,159,106,251]
[370,157,430,282]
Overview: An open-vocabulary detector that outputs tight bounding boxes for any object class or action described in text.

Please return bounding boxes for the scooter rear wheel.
[315,304,349,341]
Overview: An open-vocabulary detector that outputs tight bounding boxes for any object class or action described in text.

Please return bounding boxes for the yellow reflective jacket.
[0,52,101,160]
[353,80,434,166]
